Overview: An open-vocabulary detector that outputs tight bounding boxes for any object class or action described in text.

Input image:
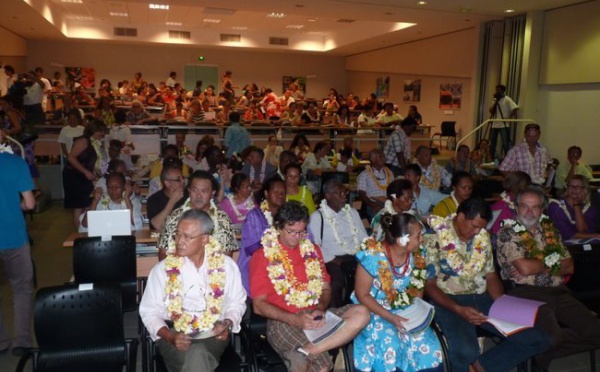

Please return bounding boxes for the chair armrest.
[125,338,139,372]
[15,348,38,372]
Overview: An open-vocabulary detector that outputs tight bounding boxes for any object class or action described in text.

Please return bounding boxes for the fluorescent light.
[267,12,285,18]
[286,25,304,29]
[232,26,248,30]
[166,22,182,26]
[203,18,221,23]
[504,9,515,13]
[71,16,93,20]
[149,4,169,10]
[61,0,83,3]
[109,12,128,17]
[417,1,427,5]
[307,18,317,22]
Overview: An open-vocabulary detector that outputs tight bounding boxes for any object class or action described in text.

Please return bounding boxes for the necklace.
[384,244,411,277]
[366,165,392,191]
[260,199,273,226]
[417,161,442,190]
[550,198,590,225]
[501,215,567,274]
[360,237,426,309]
[428,214,489,279]
[250,160,267,184]
[261,227,323,308]
[164,236,226,334]
[319,199,360,255]
[227,194,255,222]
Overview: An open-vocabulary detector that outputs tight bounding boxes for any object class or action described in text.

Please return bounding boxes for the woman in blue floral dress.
[352,212,443,372]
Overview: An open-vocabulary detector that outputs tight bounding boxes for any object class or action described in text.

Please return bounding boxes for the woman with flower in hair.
[353,212,443,372]
[371,179,416,241]
[237,176,286,293]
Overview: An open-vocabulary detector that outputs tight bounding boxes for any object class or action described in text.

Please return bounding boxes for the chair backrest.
[440,121,457,136]
[35,283,127,371]
[566,244,600,314]
[73,236,137,311]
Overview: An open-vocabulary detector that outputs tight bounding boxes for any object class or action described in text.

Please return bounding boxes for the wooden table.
[62,229,157,247]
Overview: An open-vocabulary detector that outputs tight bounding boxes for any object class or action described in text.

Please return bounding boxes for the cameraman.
[488,84,518,159]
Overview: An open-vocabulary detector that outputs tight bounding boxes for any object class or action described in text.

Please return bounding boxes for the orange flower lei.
[360,237,427,309]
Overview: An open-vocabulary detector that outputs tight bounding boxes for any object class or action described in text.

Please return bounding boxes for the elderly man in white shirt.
[140,209,246,372]
[357,148,395,219]
[308,179,368,307]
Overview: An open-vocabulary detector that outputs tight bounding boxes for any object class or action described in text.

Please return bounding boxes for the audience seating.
[16,283,137,372]
[72,235,138,311]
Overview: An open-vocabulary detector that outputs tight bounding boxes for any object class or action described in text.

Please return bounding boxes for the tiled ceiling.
[0,0,589,55]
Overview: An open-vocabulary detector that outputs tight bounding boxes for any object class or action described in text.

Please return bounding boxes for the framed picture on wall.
[282,76,306,95]
[375,76,390,99]
[439,82,462,109]
[403,79,421,102]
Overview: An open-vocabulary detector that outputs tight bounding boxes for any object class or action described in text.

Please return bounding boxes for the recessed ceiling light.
[203,18,221,23]
[504,9,515,13]
[232,26,248,30]
[109,12,128,17]
[61,0,83,3]
[267,12,285,18]
[71,15,93,20]
[286,24,304,29]
[417,1,427,5]
[166,22,182,26]
[307,18,317,22]
[149,4,169,10]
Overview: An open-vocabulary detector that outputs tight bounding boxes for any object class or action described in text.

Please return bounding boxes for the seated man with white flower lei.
[249,201,370,372]
[425,197,549,372]
[140,209,246,372]
[308,179,368,307]
[497,185,600,370]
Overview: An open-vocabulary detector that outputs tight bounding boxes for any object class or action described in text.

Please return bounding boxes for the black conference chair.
[431,121,457,150]
[73,235,138,312]
[16,283,137,372]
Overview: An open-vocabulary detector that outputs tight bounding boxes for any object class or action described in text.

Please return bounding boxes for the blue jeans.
[490,127,510,159]
[432,294,550,372]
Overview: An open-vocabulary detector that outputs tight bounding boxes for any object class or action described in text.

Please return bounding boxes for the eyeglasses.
[165,177,184,183]
[567,185,585,190]
[174,231,208,243]
[283,228,307,237]
[517,204,543,212]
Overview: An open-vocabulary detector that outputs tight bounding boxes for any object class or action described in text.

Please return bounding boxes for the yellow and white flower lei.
[550,198,590,226]
[164,236,226,334]
[167,198,218,254]
[260,199,273,226]
[98,194,127,210]
[261,227,323,308]
[418,160,442,190]
[366,165,392,191]
[428,214,489,278]
[319,199,361,255]
[0,142,14,154]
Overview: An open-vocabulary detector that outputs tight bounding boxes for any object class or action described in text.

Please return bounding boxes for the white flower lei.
[550,199,590,226]
[319,199,360,255]
[261,227,323,308]
[164,236,226,334]
[260,199,273,226]
[226,193,255,222]
[0,143,14,154]
[98,194,127,210]
[500,191,516,211]
[168,198,218,254]
[428,214,489,279]
[383,199,396,215]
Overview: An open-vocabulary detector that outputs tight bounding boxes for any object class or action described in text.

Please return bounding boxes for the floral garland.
[226,194,255,222]
[260,199,273,226]
[417,161,442,190]
[550,199,590,226]
[359,237,427,309]
[500,191,516,212]
[0,142,14,154]
[319,199,361,255]
[261,227,323,308]
[164,236,226,334]
[365,165,392,191]
[250,160,267,185]
[428,214,489,278]
[501,215,567,274]
[167,198,218,254]
[98,194,127,210]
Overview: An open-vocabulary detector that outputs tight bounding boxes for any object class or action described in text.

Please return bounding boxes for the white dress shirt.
[308,204,368,263]
[140,255,247,341]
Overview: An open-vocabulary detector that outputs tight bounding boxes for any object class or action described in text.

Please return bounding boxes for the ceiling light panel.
[203,18,221,23]
[166,22,182,26]
[61,0,83,3]
[109,12,128,17]
[267,12,285,18]
[286,25,304,29]
[149,4,169,10]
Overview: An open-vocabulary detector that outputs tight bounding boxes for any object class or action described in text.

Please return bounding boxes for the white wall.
[25,40,347,98]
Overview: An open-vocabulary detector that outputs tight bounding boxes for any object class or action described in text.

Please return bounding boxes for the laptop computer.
[87,210,132,238]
